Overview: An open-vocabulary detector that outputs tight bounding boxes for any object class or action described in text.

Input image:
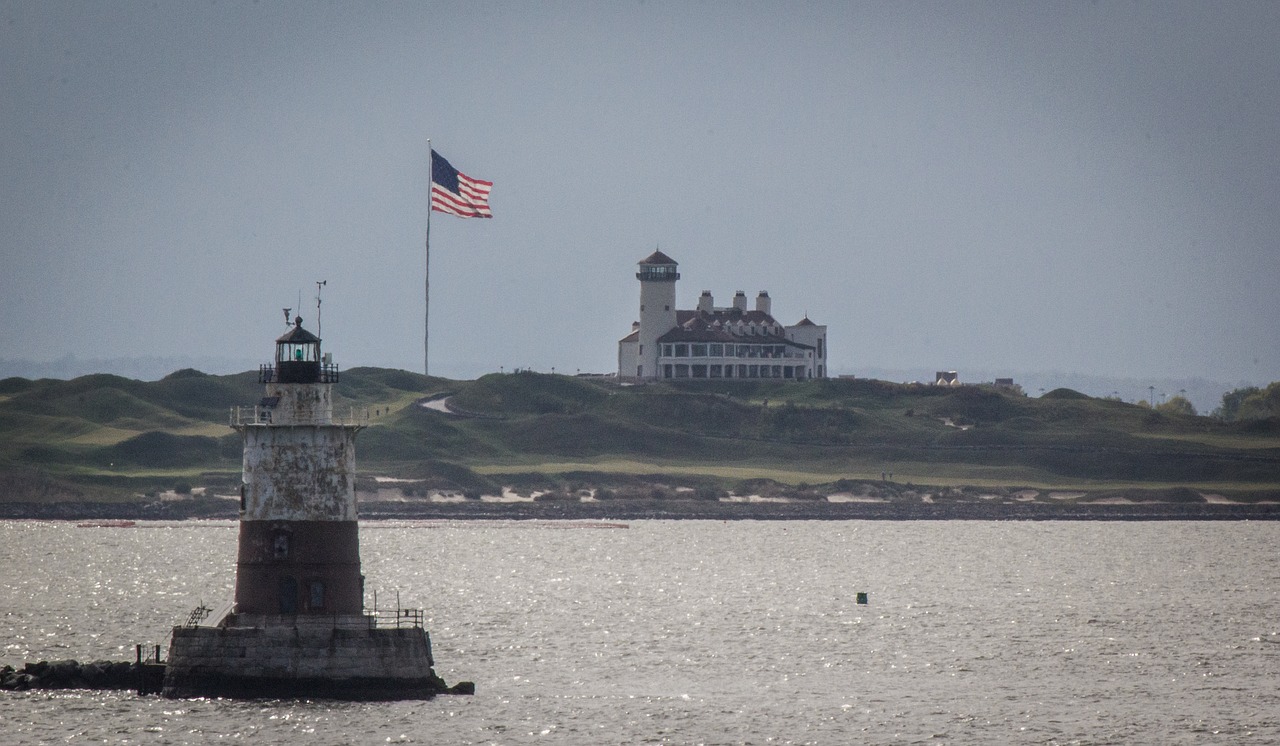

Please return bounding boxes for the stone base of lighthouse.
[162,619,447,700]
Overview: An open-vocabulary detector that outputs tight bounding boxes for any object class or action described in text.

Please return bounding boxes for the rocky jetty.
[2,658,474,699]
[1,659,164,693]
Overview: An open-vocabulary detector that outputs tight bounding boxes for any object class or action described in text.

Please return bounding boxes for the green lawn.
[3,368,1277,501]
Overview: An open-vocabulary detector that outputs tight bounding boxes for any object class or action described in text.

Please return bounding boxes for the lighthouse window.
[308,581,326,610]
[272,532,290,560]
[278,576,298,614]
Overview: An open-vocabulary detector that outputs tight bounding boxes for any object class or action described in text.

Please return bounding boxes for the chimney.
[698,290,714,313]
[755,291,771,316]
[733,290,747,312]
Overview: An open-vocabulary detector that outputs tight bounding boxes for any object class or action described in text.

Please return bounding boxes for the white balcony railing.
[230,406,370,428]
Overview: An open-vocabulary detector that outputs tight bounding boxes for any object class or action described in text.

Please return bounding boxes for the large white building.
[618,251,828,381]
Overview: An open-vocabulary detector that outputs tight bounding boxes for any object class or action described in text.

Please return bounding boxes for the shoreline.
[2,498,1278,522]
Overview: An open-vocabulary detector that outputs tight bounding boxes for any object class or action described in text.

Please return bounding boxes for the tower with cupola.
[634,250,679,379]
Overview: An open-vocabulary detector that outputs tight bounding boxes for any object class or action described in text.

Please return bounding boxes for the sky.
[2,1,1278,389]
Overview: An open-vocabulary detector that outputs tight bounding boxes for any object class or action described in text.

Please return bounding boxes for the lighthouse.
[162,315,462,700]
[233,315,364,618]
[633,250,679,379]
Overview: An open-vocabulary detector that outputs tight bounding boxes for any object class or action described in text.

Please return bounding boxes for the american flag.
[430,150,493,218]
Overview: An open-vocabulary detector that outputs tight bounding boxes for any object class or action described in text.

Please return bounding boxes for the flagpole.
[425,141,432,376]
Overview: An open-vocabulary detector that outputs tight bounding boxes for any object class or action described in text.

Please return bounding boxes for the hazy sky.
[3,1,1278,384]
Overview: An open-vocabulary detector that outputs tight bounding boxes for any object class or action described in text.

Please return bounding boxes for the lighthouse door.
[278,576,298,613]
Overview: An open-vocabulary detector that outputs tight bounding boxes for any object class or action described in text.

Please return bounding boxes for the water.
[2,519,1278,744]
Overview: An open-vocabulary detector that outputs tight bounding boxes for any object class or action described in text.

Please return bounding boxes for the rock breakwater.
[1,659,164,693]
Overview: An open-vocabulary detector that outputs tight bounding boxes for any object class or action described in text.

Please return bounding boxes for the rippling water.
[2,519,1278,744]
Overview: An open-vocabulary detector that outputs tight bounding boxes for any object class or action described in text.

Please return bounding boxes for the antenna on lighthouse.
[315,280,327,338]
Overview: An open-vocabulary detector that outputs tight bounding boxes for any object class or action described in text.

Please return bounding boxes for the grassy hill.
[1,368,1277,504]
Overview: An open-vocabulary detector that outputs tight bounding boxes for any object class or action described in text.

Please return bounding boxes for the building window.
[664,364,673,378]
[637,365,643,377]
[691,344,707,357]
[818,339,825,358]
[674,344,688,357]
[639,344,643,355]
[692,365,707,378]
[308,580,326,610]
[709,343,723,356]
[662,344,673,357]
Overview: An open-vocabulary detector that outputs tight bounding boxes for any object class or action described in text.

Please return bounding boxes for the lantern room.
[272,316,324,384]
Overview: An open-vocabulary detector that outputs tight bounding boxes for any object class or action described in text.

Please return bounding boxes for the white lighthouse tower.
[163,315,465,699]
[633,250,679,379]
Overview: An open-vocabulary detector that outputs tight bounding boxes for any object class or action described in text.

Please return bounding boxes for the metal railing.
[230,406,369,427]
[259,363,341,384]
[364,607,425,629]
[181,602,423,630]
[184,603,212,627]
[184,599,234,628]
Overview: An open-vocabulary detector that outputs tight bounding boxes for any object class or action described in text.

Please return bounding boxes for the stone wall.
[163,624,445,699]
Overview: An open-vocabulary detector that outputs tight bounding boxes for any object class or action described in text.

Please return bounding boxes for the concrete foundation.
[162,622,445,700]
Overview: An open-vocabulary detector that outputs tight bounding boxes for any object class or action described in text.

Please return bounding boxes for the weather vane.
[315,280,327,337]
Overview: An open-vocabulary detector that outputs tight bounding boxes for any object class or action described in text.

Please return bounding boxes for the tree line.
[1213,382,1280,421]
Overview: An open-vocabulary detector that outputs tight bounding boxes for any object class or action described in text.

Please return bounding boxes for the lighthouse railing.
[364,607,425,629]
[258,363,341,384]
[230,406,369,427]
